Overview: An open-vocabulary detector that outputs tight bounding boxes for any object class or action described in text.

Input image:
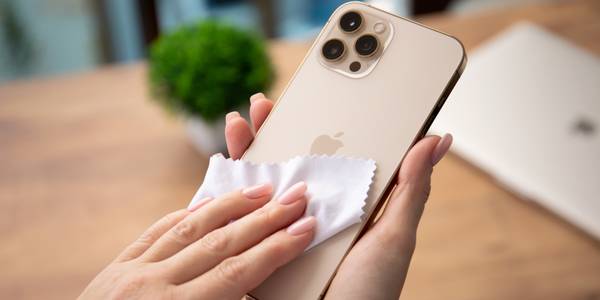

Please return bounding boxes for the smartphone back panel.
[245,2,465,299]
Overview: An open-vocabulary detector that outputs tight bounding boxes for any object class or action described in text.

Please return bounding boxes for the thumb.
[375,134,452,247]
[325,135,452,300]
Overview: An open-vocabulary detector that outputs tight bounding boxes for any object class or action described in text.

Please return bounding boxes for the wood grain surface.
[1,1,599,299]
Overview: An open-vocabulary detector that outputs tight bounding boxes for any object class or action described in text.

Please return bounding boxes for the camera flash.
[374,22,386,34]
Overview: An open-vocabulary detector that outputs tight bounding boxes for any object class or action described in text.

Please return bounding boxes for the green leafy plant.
[149,20,274,123]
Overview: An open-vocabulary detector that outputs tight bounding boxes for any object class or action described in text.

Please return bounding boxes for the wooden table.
[1,1,599,299]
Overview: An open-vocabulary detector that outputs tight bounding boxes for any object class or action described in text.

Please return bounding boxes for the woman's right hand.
[79,181,315,300]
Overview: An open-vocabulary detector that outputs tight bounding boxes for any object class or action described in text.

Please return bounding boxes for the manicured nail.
[226,111,240,122]
[278,182,307,205]
[188,196,213,212]
[431,133,453,165]
[250,92,265,103]
[287,216,317,236]
[242,183,273,199]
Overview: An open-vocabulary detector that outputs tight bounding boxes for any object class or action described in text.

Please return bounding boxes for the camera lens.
[322,39,345,60]
[355,34,378,56]
[340,11,362,32]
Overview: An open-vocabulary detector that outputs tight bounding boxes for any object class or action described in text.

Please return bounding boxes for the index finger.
[249,93,274,132]
[225,93,273,159]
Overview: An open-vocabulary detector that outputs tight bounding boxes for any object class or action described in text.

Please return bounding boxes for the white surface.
[189,154,376,249]
[432,22,600,239]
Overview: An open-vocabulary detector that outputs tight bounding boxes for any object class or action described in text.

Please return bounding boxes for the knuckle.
[265,240,288,261]
[216,256,249,286]
[169,220,197,244]
[112,275,148,299]
[162,211,180,225]
[199,229,230,253]
[158,210,186,230]
[259,207,282,227]
[137,229,158,246]
[130,211,188,255]
[112,272,176,300]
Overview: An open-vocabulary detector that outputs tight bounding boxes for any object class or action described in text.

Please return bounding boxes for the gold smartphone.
[244,2,466,299]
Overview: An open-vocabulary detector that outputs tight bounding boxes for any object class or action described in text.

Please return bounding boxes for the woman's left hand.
[227,93,453,300]
[79,183,315,300]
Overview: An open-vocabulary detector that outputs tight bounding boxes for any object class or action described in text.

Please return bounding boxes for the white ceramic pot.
[186,116,226,155]
[185,108,248,155]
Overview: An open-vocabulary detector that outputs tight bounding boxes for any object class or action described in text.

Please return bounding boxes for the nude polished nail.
[188,196,213,212]
[432,133,453,165]
[278,182,307,205]
[287,216,317,236]
[242,183,273,199]
[250,92,265,103]
[226,111,240,122]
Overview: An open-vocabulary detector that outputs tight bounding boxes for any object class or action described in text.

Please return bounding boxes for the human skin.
[79,93,452,300]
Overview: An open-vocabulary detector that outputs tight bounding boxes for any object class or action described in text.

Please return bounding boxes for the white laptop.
[431,22,600,239]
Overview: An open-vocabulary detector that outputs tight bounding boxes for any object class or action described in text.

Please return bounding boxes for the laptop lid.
[432,22,600,239]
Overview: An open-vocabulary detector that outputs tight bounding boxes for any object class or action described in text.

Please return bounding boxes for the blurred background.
[1,0,599,300]
[0,0,550,83]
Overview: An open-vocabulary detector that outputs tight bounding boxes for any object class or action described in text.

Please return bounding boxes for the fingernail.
[287,216,317,236]
[226,111,240,122]
[250,92,265,103]
[431,133,453,165]
[188,196,213,212]
[242,183,273,199]
[278,182,307,205]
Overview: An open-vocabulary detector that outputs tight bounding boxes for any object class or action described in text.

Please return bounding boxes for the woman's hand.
[226,93,453,300]
[79,182,315,300]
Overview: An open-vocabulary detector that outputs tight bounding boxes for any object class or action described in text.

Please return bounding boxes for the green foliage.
[149,20,274,122]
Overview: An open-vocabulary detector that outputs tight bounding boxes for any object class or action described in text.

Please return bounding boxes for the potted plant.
[149,20,274,154]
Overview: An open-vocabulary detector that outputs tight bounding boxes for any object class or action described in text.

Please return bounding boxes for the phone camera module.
[355,34,379,56]
[340,11,362,32]
[322,39,345,61]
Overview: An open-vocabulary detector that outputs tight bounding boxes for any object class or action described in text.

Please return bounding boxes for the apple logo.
[572,117,596,137]
[310,132,344,155]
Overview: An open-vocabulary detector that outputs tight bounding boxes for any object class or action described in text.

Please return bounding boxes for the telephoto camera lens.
[355,34,379,56]
[322,39,345,60]
[340,11,362,32]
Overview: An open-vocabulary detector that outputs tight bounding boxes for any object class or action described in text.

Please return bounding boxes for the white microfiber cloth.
[189,154,376,249]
